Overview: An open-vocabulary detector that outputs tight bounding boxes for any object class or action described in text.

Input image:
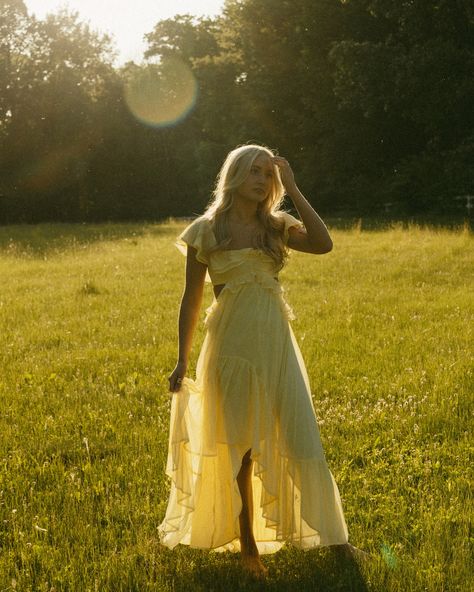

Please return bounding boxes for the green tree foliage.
[0,0,29,140]
[0,0,472,222]
[0,2,118,221]
[329,0,474,213]
[145,14,220,64]
[144,14,245,210]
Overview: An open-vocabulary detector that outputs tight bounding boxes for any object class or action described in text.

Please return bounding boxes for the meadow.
[0,220,472,592]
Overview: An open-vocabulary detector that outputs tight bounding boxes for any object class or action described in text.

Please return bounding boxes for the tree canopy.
[1,0,472,223]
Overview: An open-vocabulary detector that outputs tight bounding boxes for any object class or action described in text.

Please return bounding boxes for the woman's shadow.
[168,545,370,592]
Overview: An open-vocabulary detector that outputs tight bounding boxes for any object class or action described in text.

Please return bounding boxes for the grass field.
[0,220,472,591]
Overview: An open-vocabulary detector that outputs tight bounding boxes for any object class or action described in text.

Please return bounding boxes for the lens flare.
[124,58,198,128]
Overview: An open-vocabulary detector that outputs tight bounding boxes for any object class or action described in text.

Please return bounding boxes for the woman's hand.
[272,156,297,194]
[168,360,187,393]
[271,156,333,254]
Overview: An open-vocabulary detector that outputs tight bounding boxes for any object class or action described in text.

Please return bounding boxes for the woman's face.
[235,153,275,204]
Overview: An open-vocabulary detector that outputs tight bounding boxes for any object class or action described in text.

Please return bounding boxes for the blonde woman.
[159,144,363,577]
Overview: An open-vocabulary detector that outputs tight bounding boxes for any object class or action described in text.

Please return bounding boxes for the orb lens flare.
[124,58,198,127]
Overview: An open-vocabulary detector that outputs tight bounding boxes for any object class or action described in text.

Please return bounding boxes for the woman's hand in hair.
[272,156,297,194]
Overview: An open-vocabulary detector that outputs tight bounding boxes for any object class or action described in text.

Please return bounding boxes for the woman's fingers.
[169,375,177,392]
[272,156,289,166]
[168,371,184,392]
[271,156,296,191]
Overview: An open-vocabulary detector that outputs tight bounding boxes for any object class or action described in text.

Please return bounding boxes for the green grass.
[0,220,472,591]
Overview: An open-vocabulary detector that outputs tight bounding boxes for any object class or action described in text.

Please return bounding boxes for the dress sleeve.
[278,211,304,245]
[175,216,213,265]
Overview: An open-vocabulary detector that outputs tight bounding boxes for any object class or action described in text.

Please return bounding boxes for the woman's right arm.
[168,245,207,392]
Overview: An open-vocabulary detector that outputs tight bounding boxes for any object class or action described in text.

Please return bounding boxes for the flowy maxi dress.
[158,211,349,554]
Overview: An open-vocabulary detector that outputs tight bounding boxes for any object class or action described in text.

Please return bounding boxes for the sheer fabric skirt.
[158,280,349,553]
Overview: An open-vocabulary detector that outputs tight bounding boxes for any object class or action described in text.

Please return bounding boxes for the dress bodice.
[175,211,303,288]
[206,247,279,287]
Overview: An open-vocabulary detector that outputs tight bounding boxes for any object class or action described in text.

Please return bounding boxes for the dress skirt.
[158,263,349,554]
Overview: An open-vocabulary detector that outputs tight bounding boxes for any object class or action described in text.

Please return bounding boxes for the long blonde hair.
[204,144,288,269]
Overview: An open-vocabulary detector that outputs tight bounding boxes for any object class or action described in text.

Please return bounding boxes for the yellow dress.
[159,211,349,553]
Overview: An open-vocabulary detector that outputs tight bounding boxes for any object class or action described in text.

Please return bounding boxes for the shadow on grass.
[0,220,181,257]
[162,546,370,592]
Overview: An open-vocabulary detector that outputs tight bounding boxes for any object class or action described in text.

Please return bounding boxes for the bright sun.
[23,0,225,64]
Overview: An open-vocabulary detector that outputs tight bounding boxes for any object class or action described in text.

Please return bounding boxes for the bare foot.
[241,554,268,579]
[332,543,370,562]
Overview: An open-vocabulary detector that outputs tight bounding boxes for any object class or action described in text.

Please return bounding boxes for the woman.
[159,144,362,577]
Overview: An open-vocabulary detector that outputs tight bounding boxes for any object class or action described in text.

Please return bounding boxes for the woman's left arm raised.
[272,156,333,255]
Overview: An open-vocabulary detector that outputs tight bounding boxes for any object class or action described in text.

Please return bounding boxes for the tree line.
[1,0,473,223]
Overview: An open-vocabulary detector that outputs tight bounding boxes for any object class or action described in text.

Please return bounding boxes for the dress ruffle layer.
[159,367,348,553]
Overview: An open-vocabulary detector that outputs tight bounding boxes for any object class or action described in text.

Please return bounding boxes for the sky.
[24,1,225,65]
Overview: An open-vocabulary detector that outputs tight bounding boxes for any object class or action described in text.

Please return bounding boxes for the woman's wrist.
[285,184,301,200]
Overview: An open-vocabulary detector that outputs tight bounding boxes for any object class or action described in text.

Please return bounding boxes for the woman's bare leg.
[237,449,267,577]
[237,450,257,554]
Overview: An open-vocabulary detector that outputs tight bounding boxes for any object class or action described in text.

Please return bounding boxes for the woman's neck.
[229,200,259,225]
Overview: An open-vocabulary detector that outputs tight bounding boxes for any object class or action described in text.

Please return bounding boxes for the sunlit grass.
[0,220,472,591]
